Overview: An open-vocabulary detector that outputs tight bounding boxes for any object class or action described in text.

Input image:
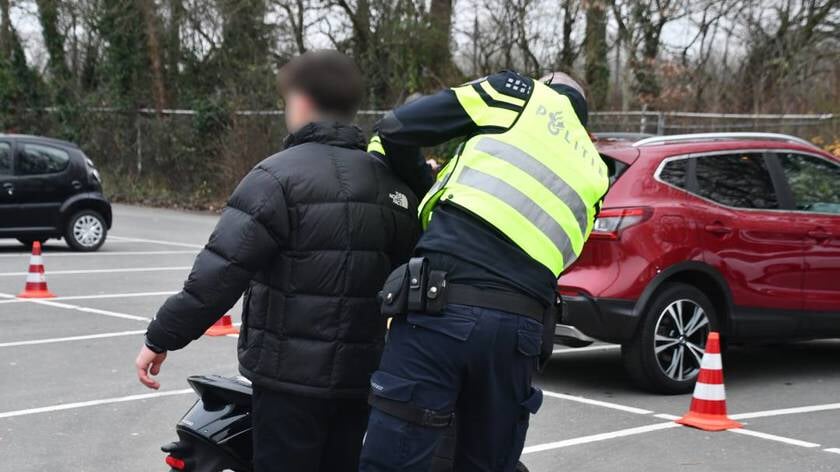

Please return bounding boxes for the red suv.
[556,132,840,394]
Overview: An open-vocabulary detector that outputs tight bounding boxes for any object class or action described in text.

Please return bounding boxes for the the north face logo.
[389,191,409,209]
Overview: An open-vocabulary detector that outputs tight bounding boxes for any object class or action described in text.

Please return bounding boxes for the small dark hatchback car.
[0,134,111,251]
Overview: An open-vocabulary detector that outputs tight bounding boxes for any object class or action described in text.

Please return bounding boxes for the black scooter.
[161,375,530,472]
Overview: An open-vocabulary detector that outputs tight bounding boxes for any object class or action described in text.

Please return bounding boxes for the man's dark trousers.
[359,304,544,471]
[252,387,369,472]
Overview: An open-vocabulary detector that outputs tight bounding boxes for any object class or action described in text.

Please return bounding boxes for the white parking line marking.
[0,291,176,303]
[109,235,204,249]
[0,330,146,348]
[0,389,193,419]
[553,344,620,354]
[542,390,653,415]
[0,290,178,304]
[0,250,197,258]
[52,291,177,301]
[654,413,681,420]
[522,421,681,454]
[0,294,151,322]
[0,266,191,277]
[824,448,840,455]
[730,402,840,420]
[729,428,821,448]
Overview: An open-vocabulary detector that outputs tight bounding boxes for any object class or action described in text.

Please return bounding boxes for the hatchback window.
[659,158,688,189]
[777,153,840,215]
[601,154,629,185]
[16,143,70,175]
[0,142,10,175]
[694,153,778,209]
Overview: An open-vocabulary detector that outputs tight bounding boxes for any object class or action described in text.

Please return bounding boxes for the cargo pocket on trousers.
[366,370,421,467]
[517,324,543,372]
[370,370,417,402]
[508,387,544,469]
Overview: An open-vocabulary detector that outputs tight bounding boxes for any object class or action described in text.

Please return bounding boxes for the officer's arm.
[371,71,530,195]
[368,136,434,198]
[376,71,530,147]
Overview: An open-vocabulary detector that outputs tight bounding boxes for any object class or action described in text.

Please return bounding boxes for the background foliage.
[0,0,838,208]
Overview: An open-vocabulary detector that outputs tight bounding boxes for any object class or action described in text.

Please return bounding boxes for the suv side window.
[777,153,840,215]
[659,158,689,189]
[0,142,11,175]
[16,143,71,175]
[694,153,778,209]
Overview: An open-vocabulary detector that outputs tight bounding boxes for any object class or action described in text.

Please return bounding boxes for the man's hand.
[135,345,167,390]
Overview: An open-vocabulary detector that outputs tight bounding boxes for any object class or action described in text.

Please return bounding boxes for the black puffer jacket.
[146,122,420,398]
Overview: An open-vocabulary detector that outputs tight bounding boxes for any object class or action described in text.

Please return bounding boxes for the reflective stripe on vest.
[473,138,589,237]
[456,166,577,266]
[419,81,609,276]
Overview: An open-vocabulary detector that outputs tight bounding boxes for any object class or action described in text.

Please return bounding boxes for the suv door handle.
[705,223,732,235]
[1,182,12,196]
[807,229,832,240]
[71,180,83,190]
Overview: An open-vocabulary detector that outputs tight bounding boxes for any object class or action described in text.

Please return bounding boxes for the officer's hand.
[135,345,167,390]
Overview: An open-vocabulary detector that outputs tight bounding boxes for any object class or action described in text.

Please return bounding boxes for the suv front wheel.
[622,283,718,394]
[65,210,107,251]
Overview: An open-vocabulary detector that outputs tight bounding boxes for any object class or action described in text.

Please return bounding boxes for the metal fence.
[7,108,838,207]
[587,110,838,139]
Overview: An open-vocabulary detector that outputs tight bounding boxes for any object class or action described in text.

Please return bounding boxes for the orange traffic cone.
[676,332,742,431]
[205,314,239,336]
[18,242,56,299]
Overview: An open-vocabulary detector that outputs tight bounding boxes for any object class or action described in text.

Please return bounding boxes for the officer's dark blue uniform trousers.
[359,304,544,471]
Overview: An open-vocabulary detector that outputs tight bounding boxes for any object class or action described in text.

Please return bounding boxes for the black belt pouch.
[380,262,410,317]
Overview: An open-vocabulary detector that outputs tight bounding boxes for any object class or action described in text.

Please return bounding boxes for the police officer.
[360,71,609,471]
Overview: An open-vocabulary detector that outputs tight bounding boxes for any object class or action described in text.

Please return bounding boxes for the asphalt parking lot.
[1,204,839,471]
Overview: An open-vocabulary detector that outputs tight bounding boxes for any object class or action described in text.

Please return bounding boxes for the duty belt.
[445,283,546,324]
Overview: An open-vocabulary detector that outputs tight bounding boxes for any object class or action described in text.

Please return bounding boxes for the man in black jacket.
[134,50,421,471]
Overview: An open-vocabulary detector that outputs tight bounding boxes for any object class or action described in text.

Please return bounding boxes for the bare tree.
[612,0,690,106]
[272,0,310,54]
[139,0,168,109]
[584,0,609,108]
[556,0,581,70]
[736,0,840,112]
[0,0,11,57]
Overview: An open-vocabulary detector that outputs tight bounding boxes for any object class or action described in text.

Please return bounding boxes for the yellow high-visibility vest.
[419,81,609,276]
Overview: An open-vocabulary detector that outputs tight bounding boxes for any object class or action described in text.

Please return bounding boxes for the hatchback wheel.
[65,210,107,251]
[622,283,718,394]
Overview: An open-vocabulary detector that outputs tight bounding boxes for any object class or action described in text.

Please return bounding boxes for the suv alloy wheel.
[621,283,718,394]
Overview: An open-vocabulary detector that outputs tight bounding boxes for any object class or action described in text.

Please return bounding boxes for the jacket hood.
[283,121,367,151]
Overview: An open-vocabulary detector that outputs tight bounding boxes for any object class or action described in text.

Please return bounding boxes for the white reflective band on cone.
[693,382,727,401]
[30,256,43,265]
[26,272,46,283]
[700,353,722,370]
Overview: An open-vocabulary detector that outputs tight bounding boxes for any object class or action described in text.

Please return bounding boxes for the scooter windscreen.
[161,375,253,472]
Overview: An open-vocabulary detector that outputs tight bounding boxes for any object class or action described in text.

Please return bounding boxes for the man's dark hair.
[279,50,363,121]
